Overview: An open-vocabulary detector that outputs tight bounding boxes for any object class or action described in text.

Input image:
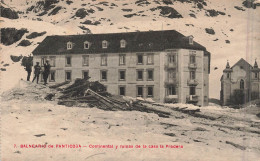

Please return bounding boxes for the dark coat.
[25,64,32,72]
[43,63,51,75]
[34,65,41,75]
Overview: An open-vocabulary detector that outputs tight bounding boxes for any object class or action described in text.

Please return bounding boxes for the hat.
[36,62,39,64]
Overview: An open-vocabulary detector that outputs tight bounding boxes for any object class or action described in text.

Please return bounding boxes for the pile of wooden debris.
[48,78,201,118]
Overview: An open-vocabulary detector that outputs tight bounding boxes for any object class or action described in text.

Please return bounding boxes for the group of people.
[25,60,51,85]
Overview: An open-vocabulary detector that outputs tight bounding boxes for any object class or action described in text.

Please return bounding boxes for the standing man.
[43,60,51,85]
[25,62,32,81]
[32,62,41,84]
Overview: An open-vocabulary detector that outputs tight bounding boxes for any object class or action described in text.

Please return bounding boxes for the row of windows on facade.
[100,70,155,81]
[41,63,196,82]
[45,69,155,82]
[122,86,154,97]
[40,71,155,97]
[166,70,196,80]
[67,36,194,50]
[41,54,154,67]
[41,71,155,97]
[226,72,259,79]
[226,79,253,90]
[46,69,196,83]
[121,85,196,97]
[40,53,196,67]
[45,72,196,97]
[67,39,127,50]
[43,72,196,97]
[166,86,196,96]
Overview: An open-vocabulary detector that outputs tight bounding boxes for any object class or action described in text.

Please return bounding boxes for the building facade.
[32,30,210,106]
[220,58,260,106]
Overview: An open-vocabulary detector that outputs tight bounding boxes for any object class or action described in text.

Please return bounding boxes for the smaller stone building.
[220,58,260,105]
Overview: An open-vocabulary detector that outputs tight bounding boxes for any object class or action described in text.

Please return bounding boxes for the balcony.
[188,63,197,69]
[186,95,199,103]
[165,63,177,70]
[165,78,178,86]
[165,95,178,103]
[187,79,198,86]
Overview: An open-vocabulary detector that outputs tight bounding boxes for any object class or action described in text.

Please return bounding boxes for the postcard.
[0,0,259,160]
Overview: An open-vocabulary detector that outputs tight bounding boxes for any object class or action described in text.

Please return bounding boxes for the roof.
[224,58,260,72]
[32,30,207,55]
[231,58,253,69]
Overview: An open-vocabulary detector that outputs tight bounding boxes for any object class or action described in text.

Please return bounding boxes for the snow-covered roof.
[32,30,207,55]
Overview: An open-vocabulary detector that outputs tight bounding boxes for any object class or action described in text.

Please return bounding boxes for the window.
[49,56,56,67]
[147,54,154,64]
[137,86,143,97]
[65,71,72,81]
[168,86,176,95]
[147,86,153,97]
[137,54,143,64]
[190,86,196,95]
[120,40,126,48]
[227,73,230,78]
[137,70,143,80]
[41,57,47,66]
[255,72,258,79]
[168,55,175,64]
[66,56,71,66]
[240,79,244,89]
[119,54,126,65]
[82,70,89,79]
[49,70,55,82]
[101,55,107,66]
[147,69,154,81]
[119,70,126,81]
[190,71,196,80]
[189,36,193,45]
[82,55,89,66]
[101,70,107,81]
[189,51,196,64]
[84,41,90,49]
[119,86,125,96]
[190,54,196,64]
[102,40,108,48]
[67,42,72,50]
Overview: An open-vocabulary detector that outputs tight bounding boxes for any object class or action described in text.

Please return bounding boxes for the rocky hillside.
[0,0,260,98]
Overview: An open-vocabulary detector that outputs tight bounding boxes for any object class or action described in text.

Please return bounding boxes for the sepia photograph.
[0,0,260,160]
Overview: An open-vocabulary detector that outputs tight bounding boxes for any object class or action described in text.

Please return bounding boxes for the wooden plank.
[85,89,127,110]
[62,84,88,94]
[49,81,70,89]
[58,91,77,99]
[71,95,96,100]
[85,89,115,104]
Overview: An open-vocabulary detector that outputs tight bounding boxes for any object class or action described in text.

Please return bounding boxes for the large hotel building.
[32,30,211,106]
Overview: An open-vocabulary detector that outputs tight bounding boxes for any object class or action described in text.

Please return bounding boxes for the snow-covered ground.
[1,80,259,160]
